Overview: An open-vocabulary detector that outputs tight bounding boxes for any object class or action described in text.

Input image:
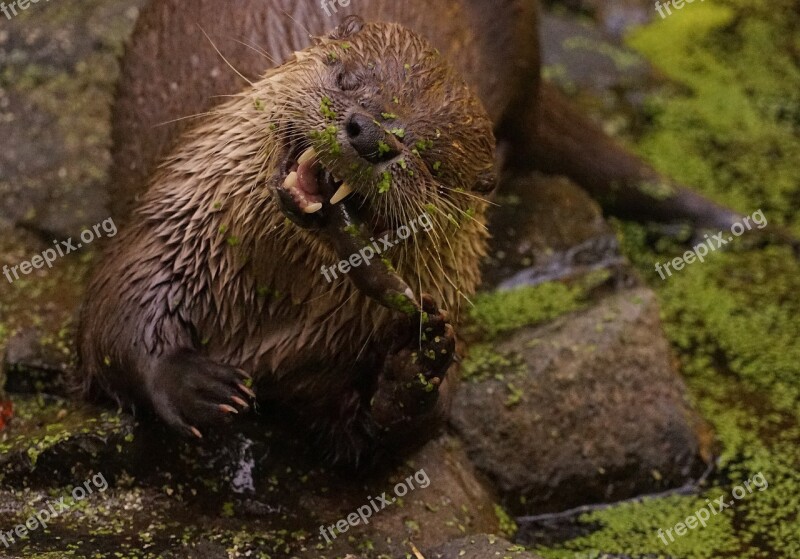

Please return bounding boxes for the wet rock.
[3,327,72,396]
[427,534,546,559]
[540,13,650,93]
[292,435,502,558]
[0,0,142,238]
[482,172,626,291]
[0,400,502,559]
[0,395,134,487]
[451,287,713,515]
[545,0,656,38]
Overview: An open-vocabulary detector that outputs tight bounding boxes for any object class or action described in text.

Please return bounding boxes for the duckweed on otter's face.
[267,20,497,237]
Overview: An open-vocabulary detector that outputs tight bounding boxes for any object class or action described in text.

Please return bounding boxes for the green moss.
[461,344,525,383]
[310,125,341,156]
[382,291,417,316]
[626,1,800,230]
[0,396,131,467]
[377,171,392,194]
[469,283,586,338]
[537,2,800,557]
[320,96,337,120]
[494,504,518,538]
[537,494,740,559]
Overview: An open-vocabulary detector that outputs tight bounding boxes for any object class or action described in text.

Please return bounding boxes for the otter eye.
[474,169,497,193]
[337,70,360,91]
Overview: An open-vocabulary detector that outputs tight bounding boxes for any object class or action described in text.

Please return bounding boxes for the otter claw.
[237,383,256,399]
[231,396,250,409]
[148,351,257,433]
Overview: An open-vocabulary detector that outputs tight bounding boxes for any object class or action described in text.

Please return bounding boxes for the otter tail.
[511,82,743,231]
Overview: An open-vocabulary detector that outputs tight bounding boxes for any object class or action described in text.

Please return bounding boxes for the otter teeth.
[283,171,298,189]
[330,183,354,205]
[283,171,322,214]
[298,147,317,165]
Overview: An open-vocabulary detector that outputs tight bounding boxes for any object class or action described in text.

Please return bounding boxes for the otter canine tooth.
[283,171,298,189]
[304,202,323,214]
[298,147,316,165]
[329,183,354,204]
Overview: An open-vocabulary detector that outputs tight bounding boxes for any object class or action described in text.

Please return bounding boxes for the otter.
[80,0,757,465]
[80,15,495,466]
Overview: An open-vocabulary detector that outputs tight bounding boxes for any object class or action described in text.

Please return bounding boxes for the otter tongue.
[296,157,322,201]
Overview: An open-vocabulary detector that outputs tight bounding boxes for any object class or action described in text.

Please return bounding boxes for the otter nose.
[345,112,400,163]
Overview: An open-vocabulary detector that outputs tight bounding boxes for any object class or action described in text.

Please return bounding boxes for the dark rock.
[426,534,545,559]
[0,0,142,238]
[450,287,713,515]
[0,397,502,558]
[0,395,134,487]
[3,327,72,396]
[540,13,650,92]
[544,0,656,38]
[482,172,627,291]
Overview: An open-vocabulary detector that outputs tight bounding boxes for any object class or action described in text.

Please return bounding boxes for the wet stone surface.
[451,288,713,516]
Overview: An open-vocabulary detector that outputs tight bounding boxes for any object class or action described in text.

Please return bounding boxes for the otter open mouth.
[279,145,353,215]
[275,141,418,315]
[277,142,390,237]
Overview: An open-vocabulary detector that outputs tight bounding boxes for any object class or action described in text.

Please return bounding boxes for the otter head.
[267,16,496,239]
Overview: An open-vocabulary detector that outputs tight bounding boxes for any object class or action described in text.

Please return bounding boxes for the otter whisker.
[198,25,254,87]
[228,36,280,66]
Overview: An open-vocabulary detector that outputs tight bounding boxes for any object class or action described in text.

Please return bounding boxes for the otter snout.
[345,112,401,163]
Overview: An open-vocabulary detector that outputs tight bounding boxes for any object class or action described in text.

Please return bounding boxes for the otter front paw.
[371,295,455,430]
[146,350,256,438]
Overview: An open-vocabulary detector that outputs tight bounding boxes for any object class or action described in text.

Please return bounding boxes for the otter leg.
[369,294,455,435]
[328,295,455,467]
[145,349,255,437]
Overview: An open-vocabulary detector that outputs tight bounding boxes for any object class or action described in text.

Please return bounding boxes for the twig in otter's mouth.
[321,185,421,315]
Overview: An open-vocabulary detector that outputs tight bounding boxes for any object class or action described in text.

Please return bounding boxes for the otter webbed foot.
[299,294,455,469]
[146,350,255,437]
[371,294,455,433]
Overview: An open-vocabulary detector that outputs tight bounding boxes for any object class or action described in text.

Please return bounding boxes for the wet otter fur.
[80,0,765,466]
[80,16,495,466]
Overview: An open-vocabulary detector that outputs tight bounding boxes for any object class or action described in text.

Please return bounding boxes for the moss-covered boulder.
[452,287,712,515]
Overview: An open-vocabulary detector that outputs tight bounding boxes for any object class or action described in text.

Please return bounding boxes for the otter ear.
[329,16,365,40]
[474,169,498,194]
